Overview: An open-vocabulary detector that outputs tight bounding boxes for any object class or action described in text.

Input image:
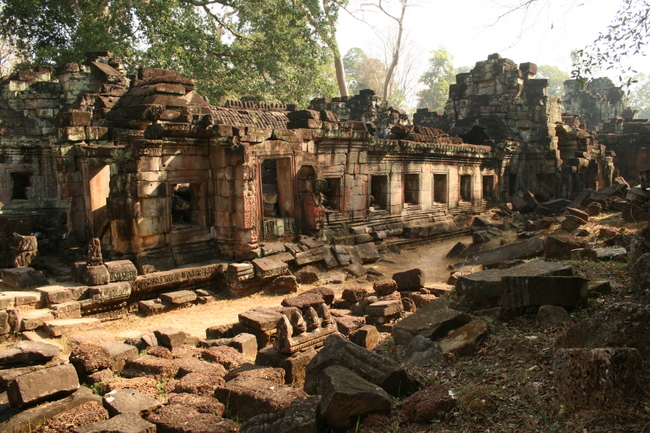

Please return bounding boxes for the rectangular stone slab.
[466,236,545,267]
[500,275,588,308]
[7,363,79,408]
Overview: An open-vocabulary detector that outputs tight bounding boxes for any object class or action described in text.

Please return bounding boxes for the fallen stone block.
[51,301,82,320]
[350,325,380,350]
[201,345,246,369]
[256,346,317,385]
[74,413,156,433]
[173,356,227,378]
[545,236,580,260]
[153,327,189,349]
[148,404,238,433]
[252,256,289,279]
[138,299,172,316]
[1,267,49,290]
[466,236,545,267]
[500,276,588,309]
[105,260,138,282]
[167,393,225,416]
[8,363,79,408]
[103,388,161,416]
[20,309,54,331]
[81,265,110,286]
[70,344,113,377]
[584,247,628,262]
[345,262,368,277]
[402,335,444,368]
[561,215,585,232]
[356,242,380,263]
[121,355,178,379]
[373,279,397,296]
[294,247,327,266]
[438,320,489,356]
[171,372,225,396]
[214,376,307,421]
[225,364,285,384]
[101,341,139,372]
[392,268,425,291]
[392,300,472,347]
[0,340,60,367]
[536,305,572,326]
[240,396,320,433]
[281,292,325,311]
[239,307,283,332]
[160,290,197,305]
[44,318,101,338]
[318,365,392,429]
[304,334,424,397]
[554,348,640,411]
[366,300,403,317]
[455,260,572,303]
[401,384,457,423]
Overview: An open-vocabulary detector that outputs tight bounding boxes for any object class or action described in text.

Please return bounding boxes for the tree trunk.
[334,54,349,97]
[382,0,407,102]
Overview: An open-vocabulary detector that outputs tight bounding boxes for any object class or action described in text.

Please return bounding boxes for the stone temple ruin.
[1,50,650,431]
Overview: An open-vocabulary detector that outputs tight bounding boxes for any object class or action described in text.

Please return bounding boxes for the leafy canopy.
[0,0,341,105]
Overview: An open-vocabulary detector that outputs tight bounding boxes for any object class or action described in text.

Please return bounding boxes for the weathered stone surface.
[138,299,172,316]
[536,305,573,326]
[561,215,584,232]
[160,290,197,305]
[466,236,545,267]
[173,356,227,378]
[148,404,238,433]
[167,393,225,415]
[585,247,628,262]
[239,307,283,331]
[19,309,54,331]
[501,276,588,309]
[51,301,83,320]
[366,300,403,317]
[447,242,469,258]
[373,279,397,296]
[392,300,472,347]
[447,264,483,285]
[304,334,424,397]
[153,327,189,349]
[402,335,444,368]
[105,260,138,282]
[103,388,161,416]
[146,345,172,359]
[302,286,336,305]
[225,364,286,384]
[455,260,573,302]
[356,242,380,263]
[70,343,112,377]
[554,348,640,411]
[81,265,111,286]
[264,275,298,294]
[102,341,139,372]
[214,376,307,420]
[345,262,368,277]
[0,341,60,367]
[401,384,457,423]
[318,365,392,429]
[255,346,317,385]
[350,325,380,350]
[74,413,156,433]
[545,236,580,260]
[240,396,320,433]
[8,363,79,408]
[630,252,650,290]
[342,286,370,303]
[438,320,489,355]
[201,345,246,369]
[253,256,289,279]
[121,355,178,379]
[1,267,49,290]
[171,372,225,396]
[281,292,325,311]
[44,318,101,337]
[391,268,425,291]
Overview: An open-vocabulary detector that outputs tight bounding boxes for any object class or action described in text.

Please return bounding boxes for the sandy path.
[70,234,471,343]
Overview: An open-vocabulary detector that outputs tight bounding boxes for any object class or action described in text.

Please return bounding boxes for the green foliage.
[628,72,650,118]
[535,65,570,98]
[572,0,649,85]
[343,47,386,95]
[416,47,456,111]
[0,0,341,105]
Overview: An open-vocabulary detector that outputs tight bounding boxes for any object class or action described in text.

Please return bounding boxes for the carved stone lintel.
[274,304,337,354]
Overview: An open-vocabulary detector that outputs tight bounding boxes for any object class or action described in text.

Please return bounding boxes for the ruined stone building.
[0,52,622,272]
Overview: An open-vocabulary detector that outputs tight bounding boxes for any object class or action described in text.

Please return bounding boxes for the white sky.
[336,0,648,83]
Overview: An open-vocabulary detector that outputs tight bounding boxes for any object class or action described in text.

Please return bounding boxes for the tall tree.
[629,73,650,119]
[0,0,340,105]
[416,47,455,111]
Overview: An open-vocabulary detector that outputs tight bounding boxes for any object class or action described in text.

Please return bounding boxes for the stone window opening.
[324,177,341,211]
[11,173,31,200]
[171,183,193,224]
[482,175,495,201]
[433,174,448,203]
[509,174,518,196]
[460,175,472,202]
[370,175,388,210]
[404,174,419,205]
[262,159,280,217]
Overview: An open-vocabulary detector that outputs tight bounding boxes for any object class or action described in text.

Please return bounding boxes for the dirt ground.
[79,235,472,342]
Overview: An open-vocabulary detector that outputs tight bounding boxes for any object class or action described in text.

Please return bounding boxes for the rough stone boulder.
[173,356,227,378]
[167,393,225,415]
[401,383,458,423]
[201,345,246,369]
[304,334,425,397]
[121,355,179,379]
[318,365,393,429]
[402,335,444,368]
[342,286,370,303]
[373,279,397,296]
[629,252,650,291]
[171,372,225,396]
[153,327,190,350]
[214,376,307,420]
[554,348,640,411]
[500,276,588,309]
[392,299,472,347]
[147,404,238,433]
[240,396,320,433]
[536,305,572,326]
